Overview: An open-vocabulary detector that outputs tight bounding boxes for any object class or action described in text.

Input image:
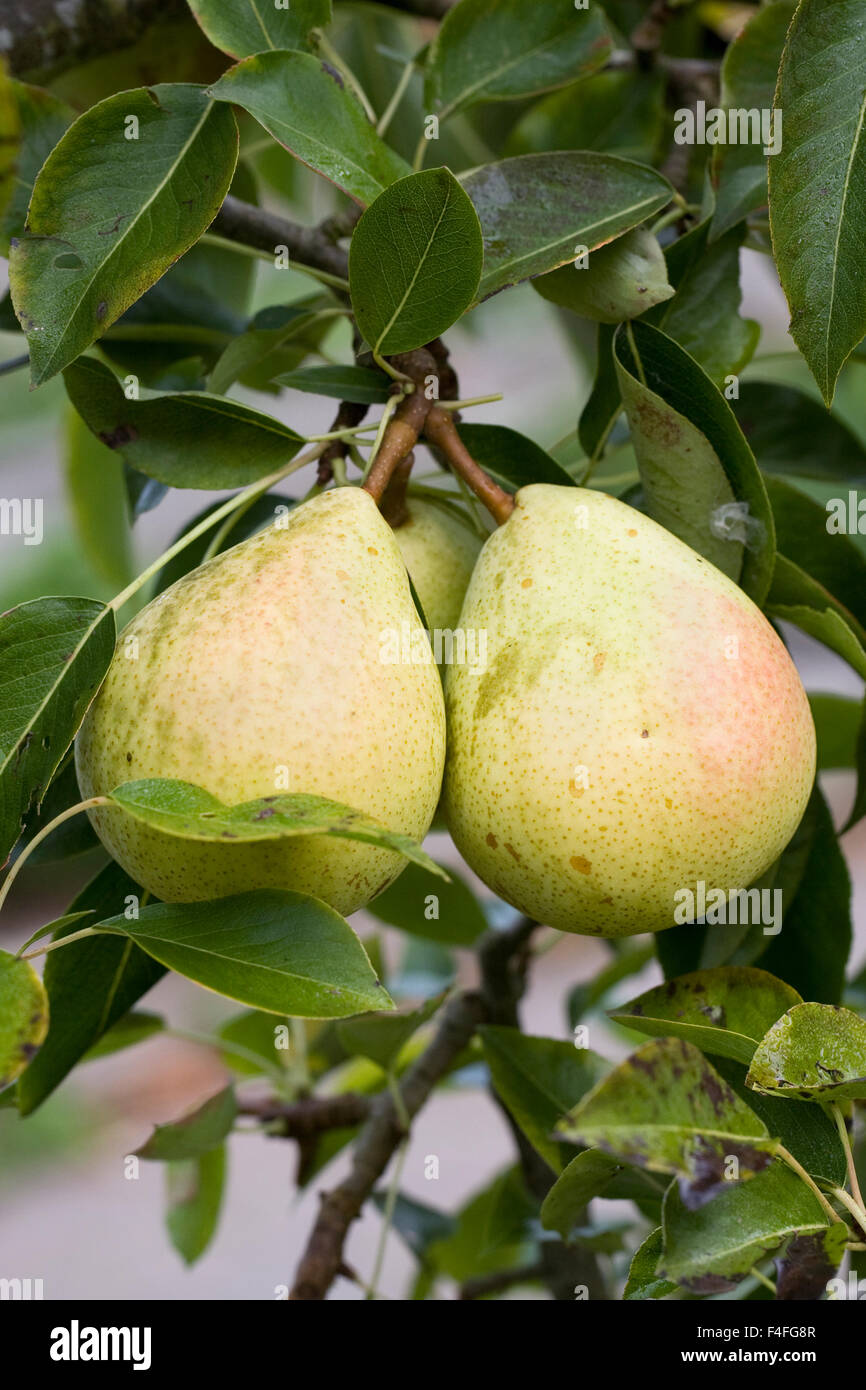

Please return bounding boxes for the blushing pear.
[76,488,446,915]
[443,485,815,938]
[392,497,483,634]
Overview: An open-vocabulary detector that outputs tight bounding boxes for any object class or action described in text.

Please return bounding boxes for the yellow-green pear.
[392,497,483,634]
[76,487,446,915]
[443,485,816,938]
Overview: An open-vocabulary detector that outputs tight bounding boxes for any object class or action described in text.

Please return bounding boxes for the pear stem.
[0,798,109,917]
[831,1104,865,1211]
[777,1147,847,1227]
[423,407,515,525]
[20,925,104,961]
[109,442,330,613]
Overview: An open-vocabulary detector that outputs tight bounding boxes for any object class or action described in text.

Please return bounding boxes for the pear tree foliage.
[1,0,865,1306]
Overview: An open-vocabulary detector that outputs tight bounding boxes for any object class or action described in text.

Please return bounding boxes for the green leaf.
[710,2,796,240]
[758,787,852,1007]
[137,1085,236,1160]
[811,693,863,770]
[349,168,483,355]
[274,364,391,404]
[336,992,445,1072]
[614,321,775,602]
[461,152,673,301]
[578,323,620,458]
[0,949,48,1091]
[106,780,446,879]
[623,1227,677,1300]
[83,1010,163,1061]
[769,0,866,403]
[366,860,486,947]
[218,1008,288,1078]
[747,1002,866,1103]
[188,0,330,57]
[534,226,673,324]
[0,80,74,257]
[97,890,393,1018]
[507,68,666,166]
[20,755,98,864]
[18,862,166,1114]
[425,0,613,122]
[165,1145,226,1265]
[734,381,866,484]
[0,61,18,229]
[370,1191,457,1264]
[712,1056,846,1187]
[453,423,574,492]
[208,298,337,395]
[424,1166,536,1283]
[210,51,409,206]
[659,1163,832,1293]
[540,1149,624,1239]
[611,967,803,1066]
[645,220,760,385]
[9,84,238,385]
[63,404,134,590]
[63,356,303,489]
[766,475,866,630]
[0,596,115,867]
[558,1038,778,1208]
[766,554,866,680]
[479,1025,609,1173]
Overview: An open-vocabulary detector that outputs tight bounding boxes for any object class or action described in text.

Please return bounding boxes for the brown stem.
[379,453,415,528]
[238,1093,371,1137]
[318,401,369,485]
[423,407,515,525]
[289,990,486,1300]
[211,195,357,283]
[362,348,437,503]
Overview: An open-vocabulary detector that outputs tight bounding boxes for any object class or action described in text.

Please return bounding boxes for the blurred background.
[2,0,865,1300]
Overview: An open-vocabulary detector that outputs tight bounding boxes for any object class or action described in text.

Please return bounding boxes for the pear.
[392,497,483,634]
[443,485,816,938]
[76,487,446,915]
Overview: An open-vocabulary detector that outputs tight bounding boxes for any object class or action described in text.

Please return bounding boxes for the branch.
[362,348,438,502]
[2,0,186,78]
[459,1262,546,1300]
[289,989,486,1300]
[424,407,515,525]
[210,195,356,283]
[238,1093,372,1137]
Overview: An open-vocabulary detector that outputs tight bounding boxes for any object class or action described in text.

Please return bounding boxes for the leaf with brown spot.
[611,967,802,1066]
[557,1038,779,1206]
[775,1226,847,1300]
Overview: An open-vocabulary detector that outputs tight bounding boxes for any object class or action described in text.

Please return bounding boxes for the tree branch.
[424,407,515,525]
[289,990,486,1300]
[362,349,437,502]
[2,0,187,78]
[210,195,356,283]
[238,1093,372,1137]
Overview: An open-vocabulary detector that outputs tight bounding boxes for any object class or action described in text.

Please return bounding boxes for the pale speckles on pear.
[76,488,446,916]
[443,484,816,939]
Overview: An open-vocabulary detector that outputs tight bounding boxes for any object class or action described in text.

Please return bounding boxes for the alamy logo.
[674,100,782,156]
[50,1321,152,1371]
[673,880,782,935]
[379,623,487,671]
[0,498,43,545]
[0,1276,43,1299]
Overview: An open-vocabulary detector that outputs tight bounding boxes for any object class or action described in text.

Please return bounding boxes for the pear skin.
[443,485,816,938]
[76,488,446,915]
[392,498,482,635]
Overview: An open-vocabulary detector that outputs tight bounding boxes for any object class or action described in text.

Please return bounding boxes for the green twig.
[778,1147,847,1227]
[1,798,108,917]
[831,1104,865,1211]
